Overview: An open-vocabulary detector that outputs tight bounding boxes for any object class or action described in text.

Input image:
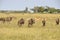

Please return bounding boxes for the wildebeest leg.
[18,23,22,27]
[28,24,30,27]
[28,24,29,27]
[3,20,5,23]
[28,24,32,27]
[20,24,22,27]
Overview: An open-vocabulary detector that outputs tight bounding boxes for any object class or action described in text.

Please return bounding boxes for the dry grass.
[0,13,60,40]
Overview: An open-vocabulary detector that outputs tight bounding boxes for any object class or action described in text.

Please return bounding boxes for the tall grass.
[0,13,60,40]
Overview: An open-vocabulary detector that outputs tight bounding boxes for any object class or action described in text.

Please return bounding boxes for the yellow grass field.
[0,13,60,40]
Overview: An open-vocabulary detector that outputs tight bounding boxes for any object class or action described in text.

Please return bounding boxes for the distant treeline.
[31,6,60,13]
[0,6,60,13]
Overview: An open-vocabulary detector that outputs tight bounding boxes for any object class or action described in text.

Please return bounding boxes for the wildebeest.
[18,18,25,27]
[56,18,59,25]
[28,18,35,27]
[42,18,46,26]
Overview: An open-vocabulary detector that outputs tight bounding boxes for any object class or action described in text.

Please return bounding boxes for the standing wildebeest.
[18,18,25,27]
[56,18,59,25]
[42,18,46,26]
[28,18,35,27]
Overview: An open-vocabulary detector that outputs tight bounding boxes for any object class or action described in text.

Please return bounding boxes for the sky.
[0,0,60,10]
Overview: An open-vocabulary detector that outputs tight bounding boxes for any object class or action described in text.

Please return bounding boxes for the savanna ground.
[0,13,60,40]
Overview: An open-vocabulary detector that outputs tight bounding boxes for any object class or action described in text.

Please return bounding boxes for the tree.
[31,6,45,13]
[57,9,60,13]
[45,6,57,13]
[38,6,45,13]
[34,6,39,13]
[30,6,60,13]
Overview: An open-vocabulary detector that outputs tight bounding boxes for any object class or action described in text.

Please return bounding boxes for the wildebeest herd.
[0,17,13,23]
[18,18,35,27]
[18,18,60,27]
[0,16,16,23]
[0,16,60,27]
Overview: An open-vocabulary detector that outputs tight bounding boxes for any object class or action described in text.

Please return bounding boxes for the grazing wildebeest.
[28,18,35,27]
[18,18,25,27]
[42,18,46,26]
[56,18,59,25]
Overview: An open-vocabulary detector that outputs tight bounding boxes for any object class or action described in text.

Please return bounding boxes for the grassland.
[0,13,60,40]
